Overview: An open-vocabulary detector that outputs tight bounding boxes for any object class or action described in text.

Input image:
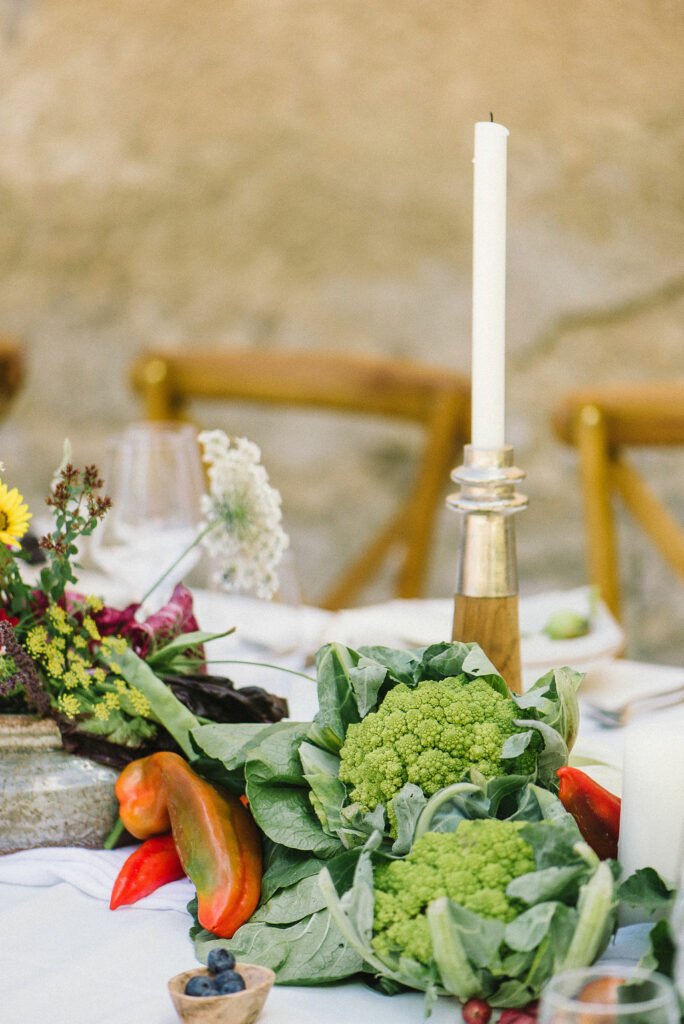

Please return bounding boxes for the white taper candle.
[471,120,509,449]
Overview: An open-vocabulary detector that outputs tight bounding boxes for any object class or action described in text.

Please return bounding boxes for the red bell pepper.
[114,751,262,938]
[110,833,185,909]
[556,766,621,860]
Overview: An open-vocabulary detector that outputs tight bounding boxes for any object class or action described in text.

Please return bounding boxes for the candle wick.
[489,112,494,122]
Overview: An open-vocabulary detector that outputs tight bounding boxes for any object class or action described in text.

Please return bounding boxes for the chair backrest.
[0,338,24,422]
[553,381,684,620]
[130,348,470,609]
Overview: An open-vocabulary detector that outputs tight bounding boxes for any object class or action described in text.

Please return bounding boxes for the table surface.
[0,585,678,1024]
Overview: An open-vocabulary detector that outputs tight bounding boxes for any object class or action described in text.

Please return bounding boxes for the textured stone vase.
[0,714,119,853]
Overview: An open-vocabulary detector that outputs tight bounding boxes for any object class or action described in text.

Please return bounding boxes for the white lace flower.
[198,430,289,600]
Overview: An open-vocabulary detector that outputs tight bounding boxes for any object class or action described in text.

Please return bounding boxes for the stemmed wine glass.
[538,965,679,1024]
[91,422,204,609]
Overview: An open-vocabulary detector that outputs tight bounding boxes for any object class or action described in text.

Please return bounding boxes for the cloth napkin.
[0,845,195,912]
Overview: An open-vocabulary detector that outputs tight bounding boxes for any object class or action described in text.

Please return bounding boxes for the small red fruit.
[462,998,492,1024]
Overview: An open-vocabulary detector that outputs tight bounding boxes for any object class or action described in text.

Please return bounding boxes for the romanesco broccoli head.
[338,675,536,825]
[372,818,535,966]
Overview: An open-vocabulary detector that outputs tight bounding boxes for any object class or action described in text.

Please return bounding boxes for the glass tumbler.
[538,965,679,1024]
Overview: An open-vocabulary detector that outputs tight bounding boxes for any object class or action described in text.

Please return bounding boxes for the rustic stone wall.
[0,0,682,658]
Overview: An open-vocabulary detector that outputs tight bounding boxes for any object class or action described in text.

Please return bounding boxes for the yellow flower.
[26,627,49,658]
[103,692,120,711]
[85,595,104,613]
[62,670,80,690]
[82,616,101,641]
[57,693,81,719]
[0,481,31,548]
[72,635,88,650]
[92,667,107,685]
[48,605,72,636]
[93,702,110,721]
[128,686,151,717]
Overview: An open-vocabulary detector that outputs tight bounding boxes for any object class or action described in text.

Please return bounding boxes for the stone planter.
[0,714,119,854]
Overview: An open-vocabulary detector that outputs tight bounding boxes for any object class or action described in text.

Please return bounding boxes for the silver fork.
[583,684,684,727]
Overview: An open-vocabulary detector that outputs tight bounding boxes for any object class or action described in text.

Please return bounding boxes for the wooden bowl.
[168,963,275,1024]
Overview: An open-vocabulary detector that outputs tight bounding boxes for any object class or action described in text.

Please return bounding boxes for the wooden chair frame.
[553,381,684,620]
[131,348,470,609]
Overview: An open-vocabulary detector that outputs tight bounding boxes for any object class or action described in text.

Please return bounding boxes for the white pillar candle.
[618,710,684,888]
[471,120,509,450]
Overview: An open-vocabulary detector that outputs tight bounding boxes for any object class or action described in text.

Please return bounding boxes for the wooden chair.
[0,338,24,421]
[553,381,684,621]
[130,348,470,609]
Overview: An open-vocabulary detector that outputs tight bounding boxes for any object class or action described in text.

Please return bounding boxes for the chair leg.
[574,405,621,620]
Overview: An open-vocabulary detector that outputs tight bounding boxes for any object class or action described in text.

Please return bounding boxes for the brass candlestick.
[447,445,528,693]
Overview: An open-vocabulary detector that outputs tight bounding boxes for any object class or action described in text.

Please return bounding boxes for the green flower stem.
[103,816,125,850]
[139,520,217,606]
[172,657,316,684]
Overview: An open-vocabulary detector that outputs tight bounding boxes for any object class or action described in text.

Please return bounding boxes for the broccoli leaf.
[196,908,363,984]
[311,643,361,751]
[356,646,420,688]
[507,864,588,905]
[348,657,389,717]
[245,722,342,856]
[260,845,327,902]
[426,897,483,1000]
[618,867,675,915]
[390,783,428,856]
[504,901,558,952]
[298,741,347,836]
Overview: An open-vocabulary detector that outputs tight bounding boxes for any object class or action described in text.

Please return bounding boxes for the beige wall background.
[0,0,683,658]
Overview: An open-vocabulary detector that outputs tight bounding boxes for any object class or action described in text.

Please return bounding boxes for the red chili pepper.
[110,833,185,909]
[556,766,621,860]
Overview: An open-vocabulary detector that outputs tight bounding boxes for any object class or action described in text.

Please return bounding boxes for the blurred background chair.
[0,337,24,423]
[131,348,470,609]
[553,381,684,621]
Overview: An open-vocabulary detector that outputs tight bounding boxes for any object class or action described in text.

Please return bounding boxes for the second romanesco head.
[338,675,537,829]
[372,818,535,966]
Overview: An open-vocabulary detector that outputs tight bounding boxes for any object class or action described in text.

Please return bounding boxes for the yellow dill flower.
[114,678,128,694]
[85,595,104,613]
[103,692,120,711]
[72,634,88,650]
[58,693,81,718]
[93,702,110,721]
[0,481,31,548]
[47,605,72,636]
[52,636,66,651]
[92,667,107,685]
[26,627,49,658]
[62,670,80,690]
[46,649,65,678]
[128,687,151,717]
[82,616,101,641]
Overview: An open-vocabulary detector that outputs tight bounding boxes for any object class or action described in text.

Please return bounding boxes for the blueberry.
[184,975,218,998]
[207,948,236,975]
[215,969,246,995]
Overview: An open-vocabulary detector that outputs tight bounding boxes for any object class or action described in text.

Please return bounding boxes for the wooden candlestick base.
[452,593,522,694]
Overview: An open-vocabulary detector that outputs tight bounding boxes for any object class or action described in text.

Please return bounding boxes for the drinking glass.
[91,423,204,608]
[539,965,679,1024]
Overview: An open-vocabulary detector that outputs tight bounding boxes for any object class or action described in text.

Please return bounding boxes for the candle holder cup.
[447,444,527,693]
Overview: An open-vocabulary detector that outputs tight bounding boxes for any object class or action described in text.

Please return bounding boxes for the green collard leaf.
[390,783,427,856]
[507,864,588,905]
[340,848,375,944]
[260,846,325,903]
[348,658,388,717]
[436,900,504,972]
[245,722,341,856]
[515,718,569,789]
[426,897,482,1001]
[639,918,676,977]
[146,627,235,669]
[357,646,421,687]
[298,741,347,836]
[250,872,328,925]
[504,901,558,952]
[313,643,361,751]
[197,909,363,985]
[190,721,274,772]
[560,862,616,971]
[618,867,676,914]
[110,648,200,758]
[501,730,533,760]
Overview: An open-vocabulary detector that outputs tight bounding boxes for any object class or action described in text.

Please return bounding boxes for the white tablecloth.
[0,587,677,1024]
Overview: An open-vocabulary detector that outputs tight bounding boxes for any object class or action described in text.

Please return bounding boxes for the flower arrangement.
[0,436,290,766]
